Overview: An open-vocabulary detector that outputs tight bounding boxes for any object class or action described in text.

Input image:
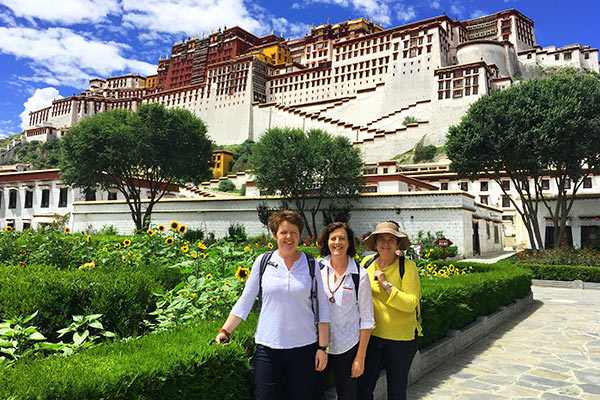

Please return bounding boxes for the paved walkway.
[460,250,517,264]
[407,286,600,400]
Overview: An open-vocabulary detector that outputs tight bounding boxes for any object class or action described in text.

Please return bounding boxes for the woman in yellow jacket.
[357,221,422,400]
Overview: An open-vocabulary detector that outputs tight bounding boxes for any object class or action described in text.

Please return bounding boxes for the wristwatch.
[383,282,393,291]
[317,345,329,353]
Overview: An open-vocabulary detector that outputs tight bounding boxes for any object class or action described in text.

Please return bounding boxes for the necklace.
[327,267,346,303]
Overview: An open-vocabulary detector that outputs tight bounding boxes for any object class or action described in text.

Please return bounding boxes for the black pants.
[314,343,359,400]
[253,342,317,400]
[357,336,418,400]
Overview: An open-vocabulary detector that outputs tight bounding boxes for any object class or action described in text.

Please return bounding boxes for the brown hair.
[317,222,357,257]
[268,210,304,235]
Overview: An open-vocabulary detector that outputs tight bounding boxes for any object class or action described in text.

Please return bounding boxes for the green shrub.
[0,316,259,400]
[413,144,436,162]
[218,179,236,192]
[517,263,600,282]
[402,116,418,125]
[228,223,247,242]
[0,264,180,341]
[182,228,205,243]
[514,246,600,266]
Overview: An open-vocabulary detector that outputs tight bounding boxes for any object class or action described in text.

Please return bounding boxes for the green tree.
[251,127,364,237]
[60,103,213,232]
[447,70,600,249]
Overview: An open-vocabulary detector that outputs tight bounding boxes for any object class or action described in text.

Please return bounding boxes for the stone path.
[407,286,600,400]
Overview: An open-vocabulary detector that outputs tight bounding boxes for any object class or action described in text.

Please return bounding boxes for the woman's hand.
[214,331,229,345]
[374,270,386,286]
[351,355,365,378]
[315,349,328,371]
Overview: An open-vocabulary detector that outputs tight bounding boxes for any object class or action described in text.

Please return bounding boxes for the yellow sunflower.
[86,235,91,243]
[178,225,187,234]
[243,246,251,251]
[224,282,232,287]
[102,247,108,252]
[64,227,71,234]
[165,237,174,245]
[191,253,198,259]
[122,257,128,264]
[206,274,213,279]
[267,242,274,249]
[235,266,250,281]
[198,241,207,250]
[158,225,166,232]
[114,243,121,249]
[147,229,155,236]
[202,253,209,259]
[170,221,179,230]
[181,245,189,253]
[123,239,131,247]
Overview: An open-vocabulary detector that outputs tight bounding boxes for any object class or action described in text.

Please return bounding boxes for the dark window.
[85,190,96,201]
[521,181,529,191]
[583,177,592,188]
[9,190,17,209]
[502,215,514,223]
[459,182,468,191]
[480,196,488,205]
[383,167,388,174]
[502,180,510,190]
[440,182,448,190]
[108,192,118,200]
[480,181,488,191]
[23,222,31,230]
[41,189,50,208]
[564,178,571,190]
[541,179,549,190]
[25,191,33,208]
[494,226,499,243]
[58,188,68,208]
[502,196,511,208]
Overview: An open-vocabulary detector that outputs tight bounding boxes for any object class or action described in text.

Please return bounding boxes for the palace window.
[501,180,510,190]
[41,189,50,208]
[502,196,511,208]
[541,179,550,190]
[440,182,448,190]
[459,182,468,191]
[480,181,488,191]
[9,189,17,209]
[58,188,68,208]
[583,177,592,188]
[25,190,33,208]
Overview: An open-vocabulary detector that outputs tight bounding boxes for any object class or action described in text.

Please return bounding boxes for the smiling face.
[328,227,349,257]
[375,233,399,257]
[273,220,300,255]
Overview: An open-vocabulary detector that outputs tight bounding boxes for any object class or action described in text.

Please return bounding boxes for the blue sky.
[0,0,598,138]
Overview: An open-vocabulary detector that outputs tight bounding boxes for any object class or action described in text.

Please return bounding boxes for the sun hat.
[363,221,410,251]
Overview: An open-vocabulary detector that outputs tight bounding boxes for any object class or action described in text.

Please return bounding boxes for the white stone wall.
[71,191,504,257]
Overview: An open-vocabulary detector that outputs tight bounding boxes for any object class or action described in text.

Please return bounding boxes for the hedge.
[0,264,181,340]
[516,263,600,282]
[0,316,258,400]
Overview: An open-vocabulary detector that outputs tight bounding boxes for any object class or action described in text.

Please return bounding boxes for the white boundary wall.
[72,191,504,257]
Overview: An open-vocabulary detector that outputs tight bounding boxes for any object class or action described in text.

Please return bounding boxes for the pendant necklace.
[327,267,345,303]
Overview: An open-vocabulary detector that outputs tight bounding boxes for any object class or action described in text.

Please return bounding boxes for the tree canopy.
[60,103,213,232]
[251,127,364,237]
[446,70,600,249]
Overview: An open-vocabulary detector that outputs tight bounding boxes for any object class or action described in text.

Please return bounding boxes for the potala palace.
[25,9,599,164]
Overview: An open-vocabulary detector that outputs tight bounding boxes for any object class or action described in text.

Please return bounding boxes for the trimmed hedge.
[516,263,600,282]
[0,264,181,340]
[419,261,532,348]
[0,316,258,400]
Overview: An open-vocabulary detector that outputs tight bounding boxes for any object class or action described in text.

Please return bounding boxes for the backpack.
[256,251,320,325]
[318,259,360,302]
[362,254,423,323]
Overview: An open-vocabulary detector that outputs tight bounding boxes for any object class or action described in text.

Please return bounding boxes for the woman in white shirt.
[215,210,330,400]
[313,222,374,400]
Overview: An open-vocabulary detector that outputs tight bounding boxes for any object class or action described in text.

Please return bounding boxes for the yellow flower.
[235,266,250,281]
[158,225,166,232]
[354,254,360,259]
[178,225,187,234]
[429,248,434,252]
[78,260,96,269]
[103,247,108,252]
[206,274,213,279]
[64,251,69,256]
[165,237,174,245]
[137,256,141,261]
[267,242,274,249]
[64,227,71,234]
[122,257,128,264]
[202,253,209,259]
[128,251,133,255]
[123,239,131,247]
[191,252,198,259]
[243,246,251,251]
[114,243,121,249]
[170,221,179,230]
[86,235,91,243]
[449,264,455,272]
[147,229,155,236]
[224,282,232,287]
[198,241,207,250]
[181,245,189,253]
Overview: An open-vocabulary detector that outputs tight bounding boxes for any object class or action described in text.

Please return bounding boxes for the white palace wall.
[71,191,504,257]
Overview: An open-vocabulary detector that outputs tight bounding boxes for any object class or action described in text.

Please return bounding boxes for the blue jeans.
[253,342,317,400]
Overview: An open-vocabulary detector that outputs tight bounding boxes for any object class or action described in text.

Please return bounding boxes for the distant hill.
[0,137,61,169]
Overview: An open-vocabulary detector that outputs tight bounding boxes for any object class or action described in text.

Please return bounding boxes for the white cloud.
[397,5,416,23]
[470,9,487,19]
[0,27,156,88]
[0,0,120,24]
[19,87,63,129]
[430,1,441,9]
[121,0,265,36]
[270,17,312,38]
[294,0,393,26]
[449,4,463,19]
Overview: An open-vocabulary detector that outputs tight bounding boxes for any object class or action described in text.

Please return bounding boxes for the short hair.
[317,222,357,257]
[268,210,304,235]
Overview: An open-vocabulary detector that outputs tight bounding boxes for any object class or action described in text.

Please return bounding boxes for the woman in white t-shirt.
[313,222,374,400]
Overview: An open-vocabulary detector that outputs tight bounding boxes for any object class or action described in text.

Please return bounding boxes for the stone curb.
[324,292,534,400]
[532,279,600,290]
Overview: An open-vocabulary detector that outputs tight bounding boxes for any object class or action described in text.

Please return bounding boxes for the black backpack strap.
[351,271,360,302]
[363,253,379,269]
[399,255,405,279]
[304,253,319,325]
[256,250,274,315]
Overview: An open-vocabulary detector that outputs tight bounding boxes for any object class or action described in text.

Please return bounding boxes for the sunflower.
[170,221,179,230]
[158,225,166,232]
[122,257,128,264]
[85,235,91,243]
[191,252,198,259]
[181,245,189,253]
[243,246,251,251]
[202,253,209,259]
[235,266,250,281]
[114,243,121,249]
[224,282,232,287]
[178,225,187,234]
[123,239,131,247]
[198,241,207,250]
[165,237,174,245]
[64,227,71,234]
[102,247,108,252]
[147,229,155,236]
[267,242,274,249]
[206,274,213,279]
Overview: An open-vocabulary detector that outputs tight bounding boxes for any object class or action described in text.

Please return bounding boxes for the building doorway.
[544,226,573,249]
[473,222,480,255]
[581,226,599,248]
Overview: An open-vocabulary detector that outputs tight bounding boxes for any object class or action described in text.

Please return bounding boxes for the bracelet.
[219,328,231,338]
